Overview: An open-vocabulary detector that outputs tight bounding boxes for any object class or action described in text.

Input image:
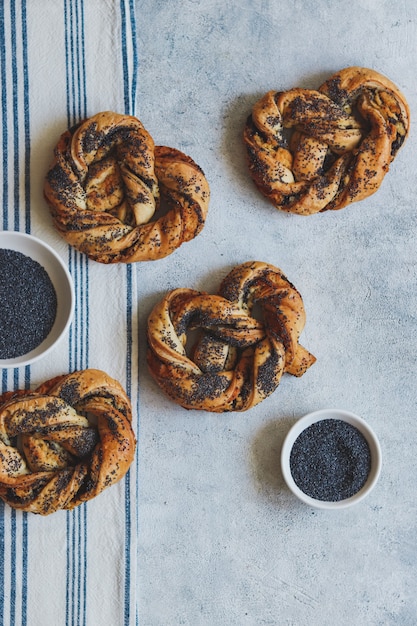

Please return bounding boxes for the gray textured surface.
[134,1,417,624]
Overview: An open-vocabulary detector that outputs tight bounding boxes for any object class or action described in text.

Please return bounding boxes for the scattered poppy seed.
[289,419,371,501]
[0,249,57,359]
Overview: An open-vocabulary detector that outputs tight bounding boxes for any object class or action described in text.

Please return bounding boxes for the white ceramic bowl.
[281,409,382,509]
[0,231,74,368]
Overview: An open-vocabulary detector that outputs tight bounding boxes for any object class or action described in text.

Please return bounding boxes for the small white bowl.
[281,409,382,509]
[0,231,74,368]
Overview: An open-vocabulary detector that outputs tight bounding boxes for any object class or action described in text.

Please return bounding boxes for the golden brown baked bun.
[0,369,136,515]
[44,111,210,263]
[147,261,315,412]
[244,67,409,215]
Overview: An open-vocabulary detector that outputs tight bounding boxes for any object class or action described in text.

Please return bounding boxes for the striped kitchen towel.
[1,1,139,625]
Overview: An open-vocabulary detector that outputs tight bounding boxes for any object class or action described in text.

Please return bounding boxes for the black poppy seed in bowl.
[289,419,372,502]
[0,249,58,359]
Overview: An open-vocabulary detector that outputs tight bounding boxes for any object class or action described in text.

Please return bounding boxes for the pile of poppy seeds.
[0,249,57,359]
[289,419,372,501]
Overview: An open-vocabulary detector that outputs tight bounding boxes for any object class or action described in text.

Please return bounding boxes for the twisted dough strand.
[44,111,210,263]
[147,261,315,412]
[244,67,409,215]
[0,369,136,515]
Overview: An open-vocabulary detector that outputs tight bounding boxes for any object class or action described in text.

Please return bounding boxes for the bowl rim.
[280,408,382,510]
[0,230,75,368]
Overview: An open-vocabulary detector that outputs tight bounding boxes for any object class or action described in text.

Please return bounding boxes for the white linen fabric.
[0,1,139,625]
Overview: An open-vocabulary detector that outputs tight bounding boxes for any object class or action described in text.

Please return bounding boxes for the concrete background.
[134,1,417,624]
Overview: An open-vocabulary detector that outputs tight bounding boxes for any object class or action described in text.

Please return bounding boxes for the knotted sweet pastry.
[44,111,210,263]
[0,369,136,515]
[244,67,410,215]
[147,261,315,412]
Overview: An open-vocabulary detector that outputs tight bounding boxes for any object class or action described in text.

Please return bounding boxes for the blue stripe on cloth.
[65,512,71,626]
[64,0,71,129]
[21,513,28,626]
[129,0,138,117]
[82,504,87,626]
[20,2,30,623]
[120,0,130,115]
[80,253,89,370]
[10,0,20,233]
[70,511,76,626]
[0,0,9,232]
[74,0,87,121]
[79,1,87,119]
[74,0,82,122]
[10,509,16,625]
[68,249,75,371]
[71,249,79,372]
[84,257,90,369]
[0,501,4,626]
[24,364,30,389]
[77,506,82,625]
[69,0,76,126]
[70,249,90,372]
[120,1,139,622]
[120,0,139,116]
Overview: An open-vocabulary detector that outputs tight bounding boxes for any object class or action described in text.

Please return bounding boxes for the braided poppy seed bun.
[244,67,409,215]
[0,369,136,515]
[146,261,315,413]
[44,111,210,263]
